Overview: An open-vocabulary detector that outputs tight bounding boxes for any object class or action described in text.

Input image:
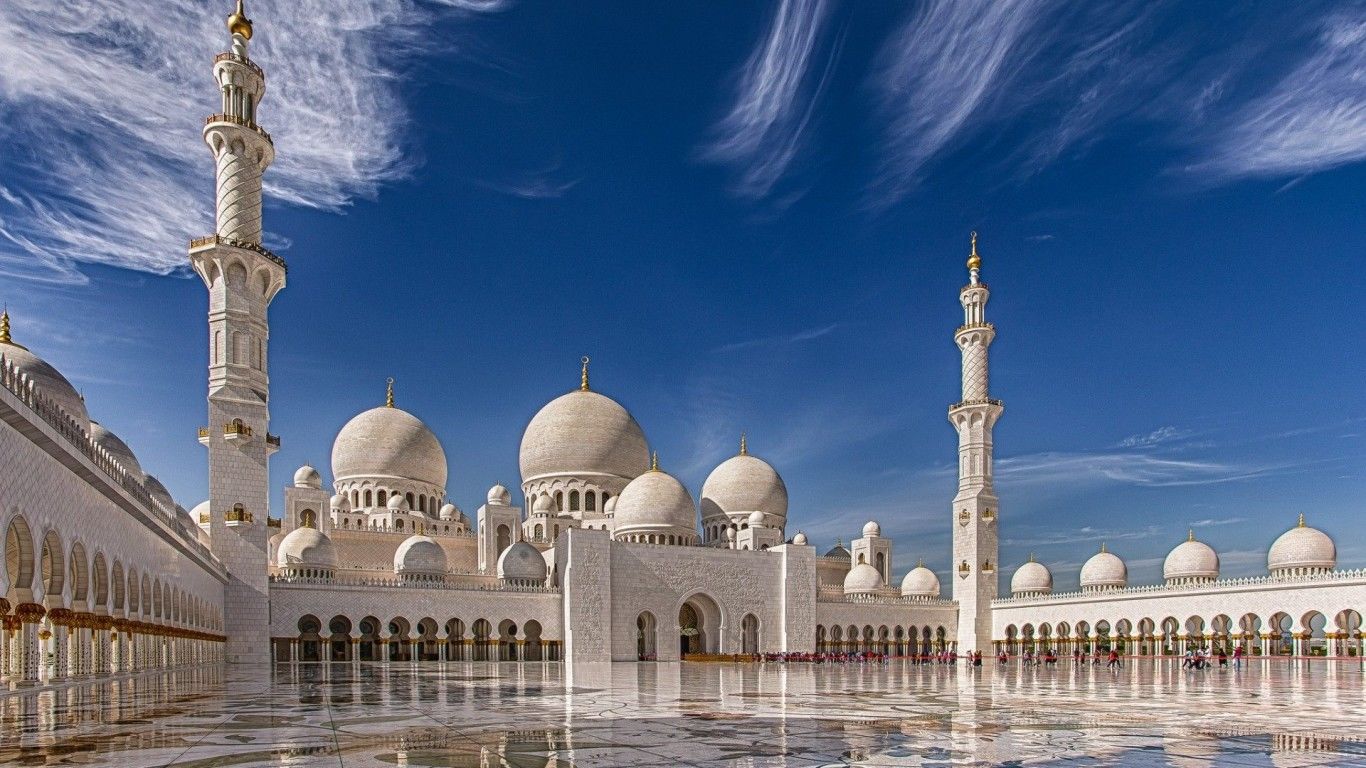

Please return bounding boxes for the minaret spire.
[948,230,1003,656]
[580,356,590,391]
[0,309,12,346]
[386,377,395,408]
[739,432,748,456]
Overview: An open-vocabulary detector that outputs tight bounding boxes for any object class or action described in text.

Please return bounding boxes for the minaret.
[948,232,1002,655]
[189,0,285,665]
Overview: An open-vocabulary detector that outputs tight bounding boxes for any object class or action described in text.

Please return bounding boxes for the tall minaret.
[189,0,285,665]
[948,232,1001,655]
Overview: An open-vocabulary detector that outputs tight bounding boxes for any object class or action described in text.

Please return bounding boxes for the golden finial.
[1099,542,1107,553]
[227,0,253,40]
[966,231,981,271]
[1028,552,1035,563]
[739,432,748,456]
[1297,512,1305,528]
[385,377,394,408]
[649,451,659,472]
[0,308,10,346]
[1187,528,1195,542]
[917,557,924,568]
[580,356,590,391]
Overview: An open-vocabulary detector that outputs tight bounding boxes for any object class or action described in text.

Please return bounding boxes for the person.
[1107,649,1120,669]
[1233,645,1243,670]
[1218,648,1228,668]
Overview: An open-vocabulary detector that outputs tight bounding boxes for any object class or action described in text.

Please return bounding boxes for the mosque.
[0,2,1361,685]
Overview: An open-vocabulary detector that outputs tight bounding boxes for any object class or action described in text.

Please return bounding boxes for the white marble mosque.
[0,8,1364,757]
[2,8,1366,759]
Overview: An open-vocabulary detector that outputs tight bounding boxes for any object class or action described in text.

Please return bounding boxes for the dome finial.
[385,377,395,408]
[739,432,748,456]
[1187,528,1195,542]
[966,231,981,273]
[0,307,10,345]
[1298,512,1305,528]
[1099,541,1107,553]
[1028,552,1035,563]
[917,556,924,568]
[649,450,659,472]
[227,0,253,40]
[580,356,590,391]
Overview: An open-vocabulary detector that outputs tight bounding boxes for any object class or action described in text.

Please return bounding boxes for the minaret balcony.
[955,322,995,334]
[948,398,1004,413]
[189,234,288,271]
[265,433,281,454]
[203,113,272,145]
[197,427,210,446]
[213,51,264,80]
[223,420,253,443]
[224,504,254,527]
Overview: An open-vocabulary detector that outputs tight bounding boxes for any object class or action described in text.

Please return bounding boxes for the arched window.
[554,491,564,511]
[300,509,317,528]
[876,552,885,576]
[569,490,580,512]
[406,492,415,509]
[534,524,544,540]
[601,491,611,508]
[377,490,387,506]
[419,494,427,512]
[585,491,596,512]
[395,519,404,531]
[857,553,866,564]
[352,490,360,508]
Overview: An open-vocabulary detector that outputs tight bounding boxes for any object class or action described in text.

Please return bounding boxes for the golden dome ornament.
[227,0,253,40]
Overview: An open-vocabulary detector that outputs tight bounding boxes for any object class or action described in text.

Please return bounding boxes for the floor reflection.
[0,660,1362,766]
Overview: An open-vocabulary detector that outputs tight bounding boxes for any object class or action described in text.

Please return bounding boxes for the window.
[554,491,563,511]
[535,524,544,540]
[570,490,580,512]
[585,491,596,512]
[395,519,404,531]
[406,492,415,509]
[377,490,387,506]
[364,490,373,507]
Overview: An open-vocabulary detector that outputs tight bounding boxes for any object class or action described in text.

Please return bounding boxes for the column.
[51,624,70,681]
[15,604,44,685]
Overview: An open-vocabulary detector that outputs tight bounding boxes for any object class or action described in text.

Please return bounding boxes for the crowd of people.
[651,645,1249,669]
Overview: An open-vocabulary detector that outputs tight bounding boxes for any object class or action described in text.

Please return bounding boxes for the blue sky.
[1,1,1363,591]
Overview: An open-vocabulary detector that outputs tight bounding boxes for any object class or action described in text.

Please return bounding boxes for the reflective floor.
[0,660,1363,766]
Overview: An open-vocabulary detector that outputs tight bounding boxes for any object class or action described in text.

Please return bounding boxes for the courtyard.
[0,660,1362,767]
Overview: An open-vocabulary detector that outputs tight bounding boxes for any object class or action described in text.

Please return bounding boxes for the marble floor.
[0,660,1363,767]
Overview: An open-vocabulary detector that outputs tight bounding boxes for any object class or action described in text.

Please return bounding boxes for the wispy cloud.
[870,0,1043,201]
[1199,13,1366,180]
[700,0,832,200]
[712,323,839,354]
[995,451,1295,488]
[1117,425,1189,448]
[0,0,505,284]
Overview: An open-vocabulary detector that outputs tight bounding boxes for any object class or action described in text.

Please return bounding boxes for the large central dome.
[332,405,447,488]
[519,388,649,483]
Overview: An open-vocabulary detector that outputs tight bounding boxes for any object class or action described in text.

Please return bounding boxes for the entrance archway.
[637,612,657,660]
[741,614,760,655]
[678,593,722,657]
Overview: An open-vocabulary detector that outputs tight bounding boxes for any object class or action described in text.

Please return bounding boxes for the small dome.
[331,405,447,489]
[394,534,447,576]
[900,563,941,598]
[603,496,618,513]
[532,494,554,513]
[843,562,884,595]
[487,484,512,506]
[823,541,851,560]
[1268,515,1336,573]
[0,322,90,429]
[792,531,809,545]
[143,474,176,514]
[89,422,143,478]
[1164,533,1219,583]
[439,503,461,521]
[386,493,410,512]
[700,450,789,524]
[1080,546,1127,591]
[519,388,650,483]
[293,464,323,488]
[611,467,697,539]
[1010,559,1053,596]
[497,541,546,583]
[746,510,766,527]
[330,493,351,511]
[276,527,338,571]
[862,520,881,538]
